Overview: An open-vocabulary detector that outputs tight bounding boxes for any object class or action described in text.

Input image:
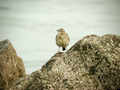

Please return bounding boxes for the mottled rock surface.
[0,40,26,90]
[10,34,120,90]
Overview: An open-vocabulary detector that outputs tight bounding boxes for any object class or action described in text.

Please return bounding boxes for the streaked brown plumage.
[56,28,70,51]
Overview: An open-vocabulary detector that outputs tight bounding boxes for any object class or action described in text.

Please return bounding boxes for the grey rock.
[0,39,26,90]
[10,34,120,90]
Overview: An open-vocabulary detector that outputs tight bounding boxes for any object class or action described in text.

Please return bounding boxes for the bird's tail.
[62,47,66,51]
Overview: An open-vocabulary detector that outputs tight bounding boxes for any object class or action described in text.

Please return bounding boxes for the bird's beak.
[56,29,59,32]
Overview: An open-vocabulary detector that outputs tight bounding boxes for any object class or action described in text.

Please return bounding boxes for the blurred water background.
[0,0,120,73]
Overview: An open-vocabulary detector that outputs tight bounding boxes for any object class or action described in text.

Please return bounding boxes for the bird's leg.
[58,46,60,52]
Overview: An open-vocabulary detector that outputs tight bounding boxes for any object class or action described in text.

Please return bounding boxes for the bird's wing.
[56,34,63,46]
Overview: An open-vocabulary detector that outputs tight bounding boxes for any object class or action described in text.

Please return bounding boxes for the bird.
[56,28,70,51]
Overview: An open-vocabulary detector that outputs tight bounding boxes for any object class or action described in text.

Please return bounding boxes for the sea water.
[0,0,120,73]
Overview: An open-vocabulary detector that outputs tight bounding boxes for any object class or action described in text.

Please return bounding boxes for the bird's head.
[56,28,65,32]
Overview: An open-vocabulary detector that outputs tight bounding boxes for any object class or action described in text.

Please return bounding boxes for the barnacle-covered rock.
[0,40,26,90]
[10,34,120,90]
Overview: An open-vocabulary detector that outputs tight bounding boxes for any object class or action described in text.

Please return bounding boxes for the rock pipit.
[56,28,70,52]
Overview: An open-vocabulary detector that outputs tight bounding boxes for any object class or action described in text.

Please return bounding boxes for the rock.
[0,40,26,90]
[10,34,120,90]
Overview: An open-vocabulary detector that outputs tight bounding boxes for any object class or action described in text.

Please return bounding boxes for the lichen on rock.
[4,34,120,90]
[0,39,26,90]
